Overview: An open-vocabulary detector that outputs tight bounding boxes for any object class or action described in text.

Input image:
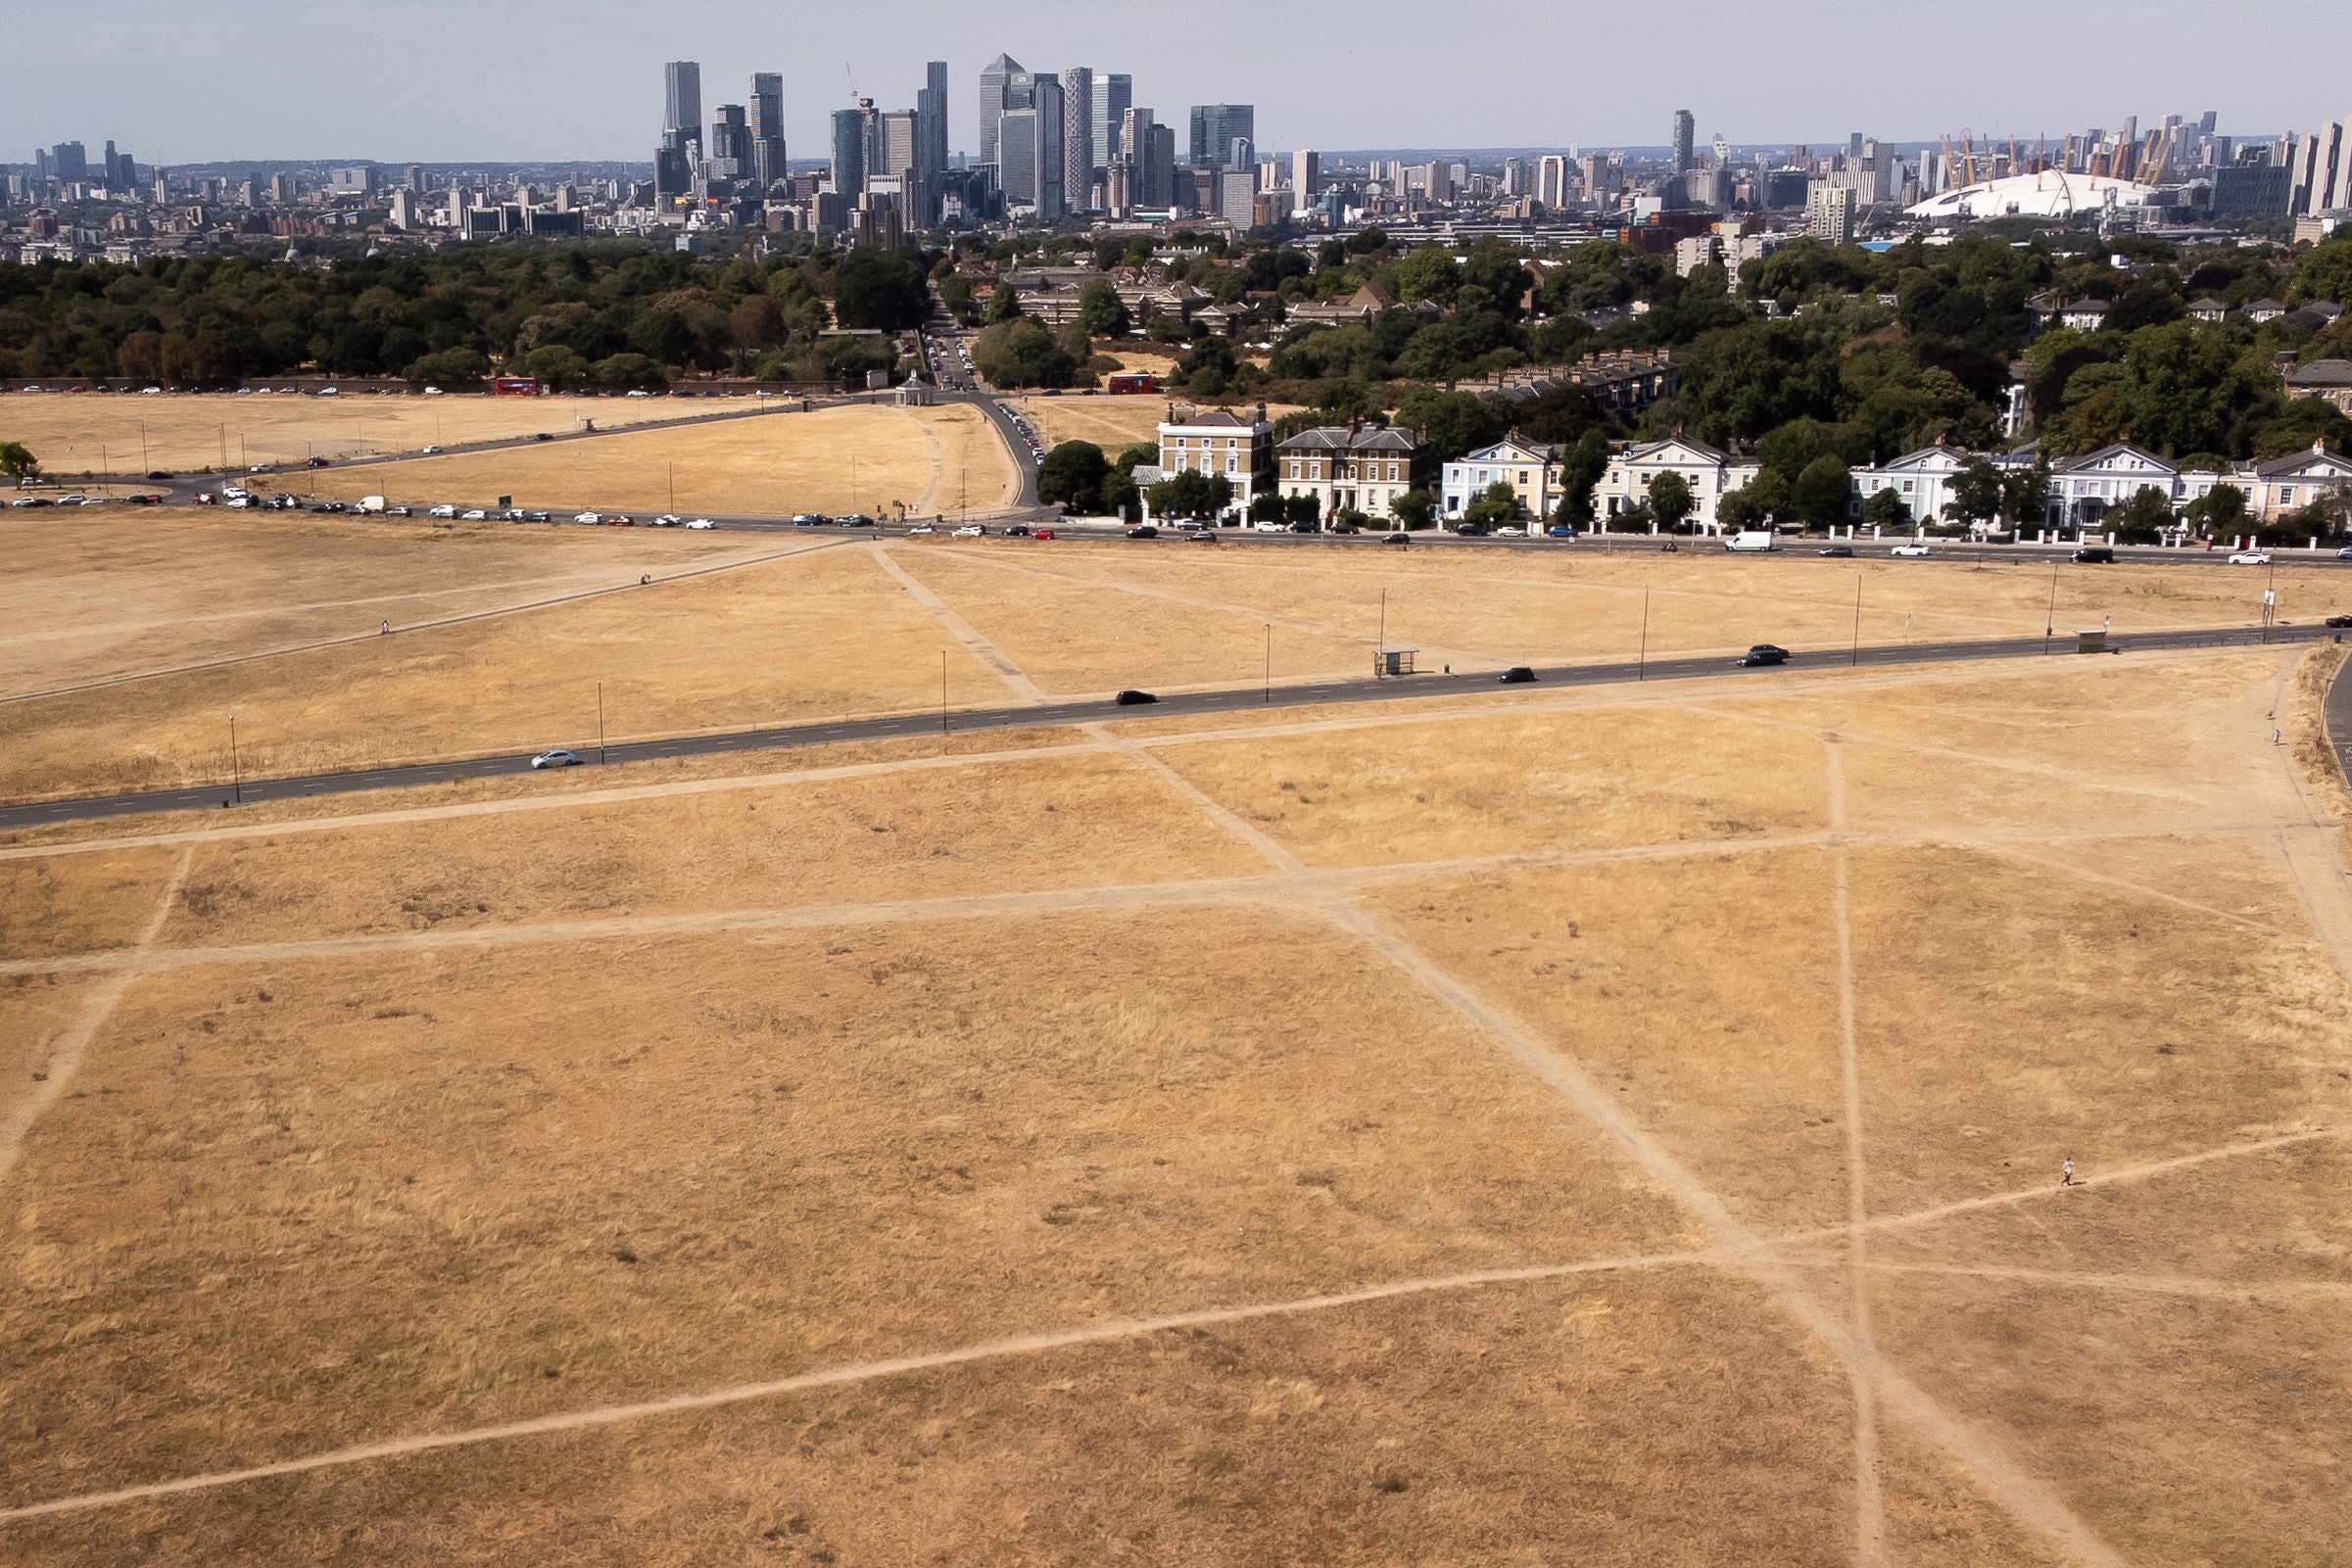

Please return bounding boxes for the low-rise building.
[2284,357,2352,413]
[1594,437,1758,534]
[1844,446,1979,531]
[2245,443,2352,519]
[1153,403,1275,519]
[1276,424,1434,523]
[1441,438,1564,520]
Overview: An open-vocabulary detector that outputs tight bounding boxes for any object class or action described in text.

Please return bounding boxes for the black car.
[2073,546,2115,563]
[1818,545,1854,558]
[1289,520,1319,533]
[1127,525,1160,539]
[1499,666,1538,684]
[534,432,555,442]
[146,470,174,481]
[1383,532,1410,546]
[1329,521,1360,535]
[2327,615,2352,629]
[1114,689,1159,706]
[1739,644,1792,667]
[1004,524,1032,537]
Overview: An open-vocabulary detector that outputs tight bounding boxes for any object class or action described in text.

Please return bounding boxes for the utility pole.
[1264,623,1272,703]
[596,680,606,765]
[940,649,949,736]
[1850,574,1863,667]
[2044,558,2059,647]
[228,716,242,805]
[1377,588,1388,678]
[1638,585,1651,681]
[140,422,148,474]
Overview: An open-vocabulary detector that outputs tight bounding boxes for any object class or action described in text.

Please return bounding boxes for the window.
[2281,487,2296,504]
[1226,456,1238,474]
[1388,464,1399,482]
[1225,438,1237,450]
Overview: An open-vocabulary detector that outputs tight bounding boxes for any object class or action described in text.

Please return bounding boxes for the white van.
[357,496,387,514]
[1724,530,1776,553]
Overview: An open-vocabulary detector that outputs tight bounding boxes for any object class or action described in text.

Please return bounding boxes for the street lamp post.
[1850,573,1863,667]
[1264,623,1272,703]
[940,649,949,736]
[2044,558,2060,648]
[596,680,606,765]
[228,715,242,805]
[1377,588,1389,679]
[1638,585,1652,681]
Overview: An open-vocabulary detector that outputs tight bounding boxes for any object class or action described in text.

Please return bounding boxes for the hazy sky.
[9,0,2348,165]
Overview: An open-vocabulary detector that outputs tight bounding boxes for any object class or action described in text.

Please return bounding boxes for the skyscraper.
[1292,149,1320,199]
[1673,110,1696,173]
[1188,105,1255,171]
[998,109,1040,209]
[1092,74,1131,172]
[1033,75,1066,220]
[979,54,1029,168]
[665,62,704,156]
[710,105,749,177]
[749,73,786,184]
[832,105,872,195]
[916,61,949,178]
[1537,154,1570,208]
[1062,68,1094,214]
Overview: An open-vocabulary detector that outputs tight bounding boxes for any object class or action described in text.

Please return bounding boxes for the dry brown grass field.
[0,513,786,695]
[1001,393,1307,453]
[2,530,2349,1562]
[298,402,1016,519]
[6,529,2336,805]
[0,389,690,474]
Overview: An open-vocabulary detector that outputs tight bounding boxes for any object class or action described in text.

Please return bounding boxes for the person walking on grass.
[2061,1156,2075,1187]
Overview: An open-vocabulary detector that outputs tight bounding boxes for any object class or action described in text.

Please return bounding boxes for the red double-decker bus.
[492,377,541,397]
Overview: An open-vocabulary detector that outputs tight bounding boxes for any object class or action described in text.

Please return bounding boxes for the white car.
[316,387,339,397]
[684,518,716,530]
[652,513,682,527]
[952,524,985,537]
[57,493,88,504]
[428,504,459,519]
[422,445,443,454]
[530,749,581,770]
[626,389,651,398]
[460,508,487,520]
[2228,550,2272,565]
[1496,526,1525,537]
[1891,543,1933,557]
[1253,520,1284,532]
[574,511,602,524]
[424,387,445,397]
[906,523,935,534]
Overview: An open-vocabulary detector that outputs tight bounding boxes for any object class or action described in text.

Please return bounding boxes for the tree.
[2001,454,2052,529]
[1556,429,1612,526]
[1145,470,1233,520]
[2109,485,2178,544]
[1791,455,1853,529]
[1283,493,1321,529]
[1715,487,1764,532]
[971,318,1077,389]
[1248,490,1287,524]
[1864,486,1912,530]
[831,249,932,331]
[984,283,1026,325]
[2184,481,2247,539]
[593,353,668,391]
[1037,440,1110,513]
[1394,249,1462,308]
[0,442,37,484]
[1392,387,1508,464]
[1390,489,1435,530]
[1075,279,1132,340]
[519,345,593,390]
[401,347,491,388]
[1648,470,1697,532]
[1944,458,2006,531]
[1463,480,1521,529]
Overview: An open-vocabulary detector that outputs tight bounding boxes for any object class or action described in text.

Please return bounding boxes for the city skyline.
[6,0,2347,166]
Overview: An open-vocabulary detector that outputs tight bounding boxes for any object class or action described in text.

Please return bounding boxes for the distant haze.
[7,0,2343,166]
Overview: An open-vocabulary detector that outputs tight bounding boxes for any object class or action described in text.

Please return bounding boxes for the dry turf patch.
[1,1271,1863,1568]
[0,846,184,962]
[1860,1271,2352,1568]
[1155,703,1830,869]
[0,390,685,475]
[299,404,1014,519]
[0,905,1691,1504]
[0,546,1004,802]
[1845,843,2352,1221]
[148,750,1264,949]
[0,513,776,696]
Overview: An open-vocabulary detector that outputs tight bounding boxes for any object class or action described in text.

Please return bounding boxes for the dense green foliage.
[0,244,918,384]
[1036,439,1110,512]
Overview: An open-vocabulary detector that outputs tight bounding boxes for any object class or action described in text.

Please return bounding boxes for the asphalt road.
[3,623,2332,832]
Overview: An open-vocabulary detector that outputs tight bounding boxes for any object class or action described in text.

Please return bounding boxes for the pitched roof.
[1620,436,1730,465]
[2251,446,2352,478]
[2285,357,2352,387]
[2053,443,2177,475]
[2185,297,2231,314]
[1875,445,1975,471]
[1456,439,1563,465]
[1277,425,1427,454]
[2244,298,2289,313]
